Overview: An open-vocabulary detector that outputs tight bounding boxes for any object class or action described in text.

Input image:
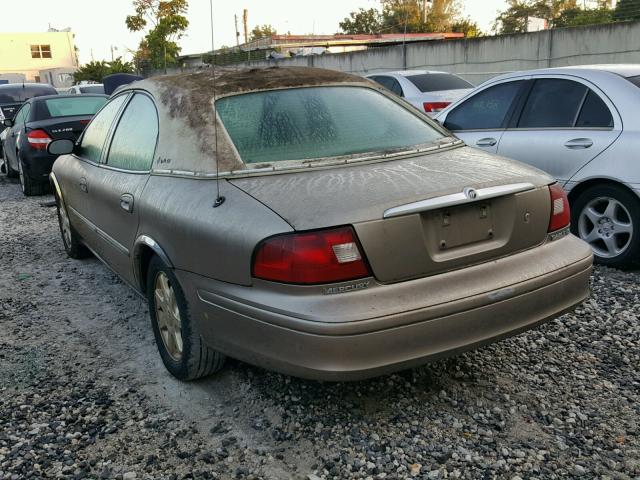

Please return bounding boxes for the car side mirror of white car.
[48,138,75,156]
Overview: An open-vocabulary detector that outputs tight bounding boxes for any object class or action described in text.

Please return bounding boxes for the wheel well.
[137,245,156,294]
[567,178,639,205]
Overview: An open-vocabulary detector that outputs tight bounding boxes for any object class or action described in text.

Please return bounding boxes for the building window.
[31,45,52,59]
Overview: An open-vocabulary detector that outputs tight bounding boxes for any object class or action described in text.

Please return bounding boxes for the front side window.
[79,94,127,163]
[518,79,587,128]
[31,45,52,59]
[106,94,158,171]
[444,81,523,131]
[216,86,443,164]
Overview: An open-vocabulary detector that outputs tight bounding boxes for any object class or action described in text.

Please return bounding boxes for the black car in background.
[3,94,107,195]
[0,83,57,121]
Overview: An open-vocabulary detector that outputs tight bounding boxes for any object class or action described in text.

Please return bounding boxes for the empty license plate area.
[424,202,494,252]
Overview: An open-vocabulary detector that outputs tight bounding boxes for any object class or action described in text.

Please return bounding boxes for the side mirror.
[48,138,75,156]
[3,119,14,128]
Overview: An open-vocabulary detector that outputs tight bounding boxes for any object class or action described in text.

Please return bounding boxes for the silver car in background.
[436,65,640,267]
[366,70,473,116]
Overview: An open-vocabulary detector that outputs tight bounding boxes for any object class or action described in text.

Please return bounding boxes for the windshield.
[79,85,105,94]
[406,73,473,92]
[0,85,56,103]
[216,86,444,164]
[43,96,107,118]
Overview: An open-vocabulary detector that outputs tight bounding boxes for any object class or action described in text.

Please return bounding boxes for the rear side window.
[106,94,158,171]
[518,79,587,128]
[576,90,613,128]
[371,76,404,96]
[406,73,473,92]
[216,86,444,164]
[79,94,127,163]
[43,96,106,118]
[444,81,523,131]
[13,104,30,125]
[626,75,640,88]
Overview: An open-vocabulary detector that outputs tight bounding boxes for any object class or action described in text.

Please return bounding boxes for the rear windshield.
[44,96,107,118]
[0,85,56,103]
[406,73,473,92]
[79,85,105,94]
[626,75,640,88]
[216,86,444,164]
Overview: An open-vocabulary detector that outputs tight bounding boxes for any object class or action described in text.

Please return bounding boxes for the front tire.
[146,255,225,380]
[571,184,640,268]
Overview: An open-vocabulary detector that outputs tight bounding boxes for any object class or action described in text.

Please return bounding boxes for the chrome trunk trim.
[383,182,536,219]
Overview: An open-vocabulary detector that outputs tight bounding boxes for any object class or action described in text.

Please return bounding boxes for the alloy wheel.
[578,196,633,259]
[154,271,183,362]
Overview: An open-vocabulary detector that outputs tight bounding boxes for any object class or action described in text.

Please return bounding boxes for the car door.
[58,94,129,245]
[439,80,527,154]
[88,92,159,286]
[4,103,30,171]
[497,77,621,183]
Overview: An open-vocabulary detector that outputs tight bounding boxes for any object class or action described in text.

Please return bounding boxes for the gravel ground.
[1,174,639,480]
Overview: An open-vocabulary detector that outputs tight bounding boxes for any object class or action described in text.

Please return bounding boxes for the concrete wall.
[0,32,78,83]
[234,21,640,85]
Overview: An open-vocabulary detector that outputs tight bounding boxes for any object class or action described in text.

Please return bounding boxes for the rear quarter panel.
[137,175,294,286]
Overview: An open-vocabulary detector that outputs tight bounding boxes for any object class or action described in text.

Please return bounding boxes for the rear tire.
[571,184,640,268]
[146,255,225,380]
[4,152,17,178]
[18,158,46,196]
[55,193,90,259]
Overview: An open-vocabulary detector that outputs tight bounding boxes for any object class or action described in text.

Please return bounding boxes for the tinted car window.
[371,76,403,96]
[43,96,107,118]
[0,85,56,103]
[79,85,105,94]
[13,104,30,125]
[79,94,127,163]
[444,81,523,131]
[576,90,613,128]
[406,73,473,92]
[216,86,444,164]
[106,94,158,171]
[518,79,587,128]
[626,75,640,88]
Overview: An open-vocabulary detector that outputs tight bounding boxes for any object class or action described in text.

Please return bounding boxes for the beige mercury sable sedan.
[47,66,593,381]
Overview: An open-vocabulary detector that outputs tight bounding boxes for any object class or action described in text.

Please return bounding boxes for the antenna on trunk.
[210,0,225,208]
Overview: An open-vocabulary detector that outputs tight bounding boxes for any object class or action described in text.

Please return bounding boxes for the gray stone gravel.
[0,174,639,479]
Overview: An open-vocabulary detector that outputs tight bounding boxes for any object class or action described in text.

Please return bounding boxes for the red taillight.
[79,119,90,124]
[27,129,52,150]
[423,102,450,113]
[548,183,570,232]
[253,227,371,284]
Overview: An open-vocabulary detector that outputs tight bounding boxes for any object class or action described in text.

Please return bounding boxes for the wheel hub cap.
[154,272,183,362]
[578,197,633,258]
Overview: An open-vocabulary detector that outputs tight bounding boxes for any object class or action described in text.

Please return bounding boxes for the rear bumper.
[22,150,56,180]
[177,234,592,381]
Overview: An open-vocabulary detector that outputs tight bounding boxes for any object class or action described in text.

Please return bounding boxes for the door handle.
[564,138,593,149]
[79,178,88,193]
[120,193,134,213]
[476,137,497,147]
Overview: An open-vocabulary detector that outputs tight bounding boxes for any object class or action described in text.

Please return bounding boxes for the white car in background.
[66,84,105,95]
[366,70,474,115]
[435,65,640,267]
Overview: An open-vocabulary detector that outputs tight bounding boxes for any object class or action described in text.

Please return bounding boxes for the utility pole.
[243,9,248,44]
[234,14,240,47]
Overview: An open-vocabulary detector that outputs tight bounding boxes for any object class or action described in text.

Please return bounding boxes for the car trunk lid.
[28,116,93,141]
[230,145,554,283]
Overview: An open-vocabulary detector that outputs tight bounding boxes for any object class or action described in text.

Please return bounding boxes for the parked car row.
[3,64,635,382]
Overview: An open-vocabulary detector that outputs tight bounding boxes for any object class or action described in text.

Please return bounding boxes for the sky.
[3,0,509,65]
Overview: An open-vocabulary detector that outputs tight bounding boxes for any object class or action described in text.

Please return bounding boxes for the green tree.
[73,57,135,83]
[126,0,189,72]
[554,6,614,27]
[494,0,590,33]
[339,8,383,34]
[614,0,640,21]
[250,24,277,41]
[451,18,482,37]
